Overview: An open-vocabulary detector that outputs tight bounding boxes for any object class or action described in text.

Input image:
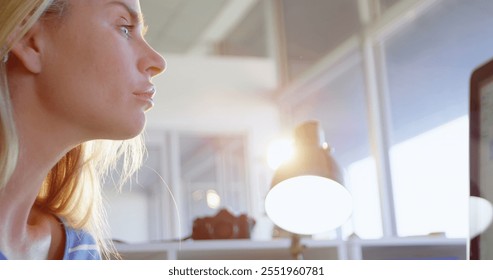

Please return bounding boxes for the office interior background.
[101,0,493,259]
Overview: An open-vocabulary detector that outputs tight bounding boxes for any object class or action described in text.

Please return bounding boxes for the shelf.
[114,237,467,260]
[348,237,467,260]
[115,238,342,260]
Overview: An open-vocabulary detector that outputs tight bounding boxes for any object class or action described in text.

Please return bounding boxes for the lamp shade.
[470,196,493,238]
[265,121,352,235]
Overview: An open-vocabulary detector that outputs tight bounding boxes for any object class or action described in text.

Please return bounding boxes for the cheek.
[50,27,134,86]
[38,57,145,140]
[46,39,131,104]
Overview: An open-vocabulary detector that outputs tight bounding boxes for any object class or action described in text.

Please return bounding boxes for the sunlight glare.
[266,138,295,170]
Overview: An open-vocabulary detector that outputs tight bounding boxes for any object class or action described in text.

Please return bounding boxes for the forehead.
[71,0,142,16]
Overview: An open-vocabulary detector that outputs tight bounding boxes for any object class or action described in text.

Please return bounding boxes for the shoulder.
[63,225,101,260]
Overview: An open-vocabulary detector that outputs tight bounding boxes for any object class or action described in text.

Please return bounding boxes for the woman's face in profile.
[36,0,165,141]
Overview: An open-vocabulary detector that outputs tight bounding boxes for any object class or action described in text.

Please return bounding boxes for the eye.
[120,25,133,38]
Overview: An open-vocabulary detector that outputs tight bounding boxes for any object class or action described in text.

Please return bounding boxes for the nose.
[141,42,166,78]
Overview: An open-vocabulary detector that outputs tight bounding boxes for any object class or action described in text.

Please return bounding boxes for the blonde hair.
[0,0,145,259]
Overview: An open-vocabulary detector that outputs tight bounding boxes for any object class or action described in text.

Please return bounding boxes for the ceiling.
[140,0,261,56]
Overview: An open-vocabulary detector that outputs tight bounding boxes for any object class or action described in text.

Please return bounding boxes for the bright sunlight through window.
[347,116,468,239]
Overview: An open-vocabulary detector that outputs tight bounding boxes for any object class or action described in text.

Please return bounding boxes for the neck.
[0,130,73,237]
[0,80,79,248]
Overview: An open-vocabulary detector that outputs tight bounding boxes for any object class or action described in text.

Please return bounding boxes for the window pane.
[347,157,383,239]
[382,0,493,237]
[390,116,469,237]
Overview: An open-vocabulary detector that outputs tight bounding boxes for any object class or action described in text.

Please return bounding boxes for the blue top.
[0,224,101,260]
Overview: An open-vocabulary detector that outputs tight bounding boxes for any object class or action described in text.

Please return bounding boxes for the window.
[389,116,468,237]
[278,0,491,239]
[382,0,493,237]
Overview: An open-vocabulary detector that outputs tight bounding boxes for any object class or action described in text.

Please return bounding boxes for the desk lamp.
[265,121,352,259]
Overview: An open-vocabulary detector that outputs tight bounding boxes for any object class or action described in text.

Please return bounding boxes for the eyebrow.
[107,1,149,35]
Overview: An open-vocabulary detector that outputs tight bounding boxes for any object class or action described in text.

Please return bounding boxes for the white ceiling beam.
[188,0,260,55]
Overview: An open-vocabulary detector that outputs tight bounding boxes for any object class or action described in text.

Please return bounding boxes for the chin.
[113,129,144,141]
[101,115,147,140]
[119,122,146,140]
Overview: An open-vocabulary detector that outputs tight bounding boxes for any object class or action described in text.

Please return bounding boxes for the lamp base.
[290,234,305,260]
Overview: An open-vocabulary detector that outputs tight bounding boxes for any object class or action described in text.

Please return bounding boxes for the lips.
[133,86,156,110]
[134,86,156,100]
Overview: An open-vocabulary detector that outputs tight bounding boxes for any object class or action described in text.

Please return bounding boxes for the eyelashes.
[120,25,134,39]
